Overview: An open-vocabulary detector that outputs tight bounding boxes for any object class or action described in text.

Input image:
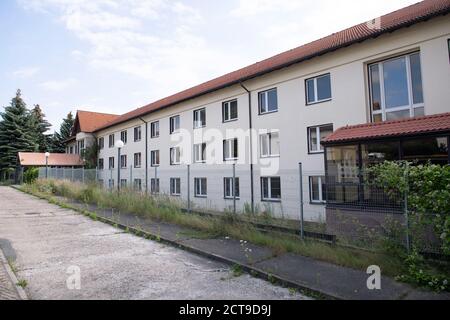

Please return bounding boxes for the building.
[68,0,450,222]
[65,110,119,155]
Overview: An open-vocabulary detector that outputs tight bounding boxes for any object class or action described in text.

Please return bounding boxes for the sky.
[0,0,419,132]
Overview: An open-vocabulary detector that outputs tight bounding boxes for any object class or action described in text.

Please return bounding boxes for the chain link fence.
[38,164,446,256]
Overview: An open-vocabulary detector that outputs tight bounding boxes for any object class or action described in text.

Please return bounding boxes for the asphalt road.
[0,187,309,300]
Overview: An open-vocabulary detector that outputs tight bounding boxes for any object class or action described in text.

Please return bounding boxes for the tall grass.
[21,179,404,276]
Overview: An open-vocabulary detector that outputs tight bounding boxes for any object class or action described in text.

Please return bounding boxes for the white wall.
[94,16,450,221]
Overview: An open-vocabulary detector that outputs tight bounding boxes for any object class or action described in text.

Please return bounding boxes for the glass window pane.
[262,178,269,199]
[369,64,382,111]
[410,53,424,104]
[230,101,238,119]
[268,89,278,112]
[373,114,383,123]
[270,132,280,155]
[317,75,331,101]
[223,103,229,121]
[386,109,410,121]
[311,177,319,201]
[319,126,333,151]
[259,93,266,113]
[402,137,448,165]
[271,178,281,199]
[261,135,268,156]
[309,128,318,152]
[414,107,425,117]
[383,57,409,109]
[306,79,315,103]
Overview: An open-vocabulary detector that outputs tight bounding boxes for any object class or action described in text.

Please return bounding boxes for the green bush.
[23,167,39,183]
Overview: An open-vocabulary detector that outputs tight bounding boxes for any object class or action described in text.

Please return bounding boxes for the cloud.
[12,67,40,78]
[231,0,305,17]
[40,78,78,91]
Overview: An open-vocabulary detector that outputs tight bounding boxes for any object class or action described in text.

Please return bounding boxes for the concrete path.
[0,187,309,300]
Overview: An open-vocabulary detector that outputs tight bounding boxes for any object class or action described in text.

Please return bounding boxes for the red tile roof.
[95,0,450,132]
[74,110,119,134]
[322,113,450,144]
[18,153,84,167]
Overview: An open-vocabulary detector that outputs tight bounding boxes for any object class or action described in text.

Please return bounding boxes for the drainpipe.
[239,82,255,214]
[139,117,149,194]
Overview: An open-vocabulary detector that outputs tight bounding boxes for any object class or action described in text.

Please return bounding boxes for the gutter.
[239,82,255,214]
[138,117,149,193]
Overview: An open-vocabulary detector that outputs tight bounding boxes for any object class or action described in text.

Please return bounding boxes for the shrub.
[23,167,39,183]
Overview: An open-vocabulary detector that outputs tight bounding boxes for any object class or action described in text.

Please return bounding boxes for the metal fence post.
[233,163,236,215]
[187,164,191,213]
[299,162,305,240]
[404,163,411,253]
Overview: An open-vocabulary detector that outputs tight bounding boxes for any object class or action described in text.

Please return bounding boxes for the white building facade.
[90,4,450,222]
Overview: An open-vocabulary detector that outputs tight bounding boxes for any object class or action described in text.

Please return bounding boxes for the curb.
[0,248,28,300]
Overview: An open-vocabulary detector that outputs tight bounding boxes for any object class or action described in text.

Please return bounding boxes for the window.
[150,178,160,194]
[109,134,115,148]
[223,100,238,122]
[77,140,85,154]
[120,155,127,169]
[223,138,238,161]
[98,179,104,188]
[120,131,127,144]
[151,121,159,138]
[261,177,281,201]
[134,126,141,142]
[224,177,240,199]
[120,179,127,188]
[170,178,181,196]
[69,146,73,154]
[308,125,333,153]
[309,176,326,203]
[194,143,206,163]
[98,158,104,170]
[260,131,280,157]
[151,150,160,167]
[134,153,142,168]
[170,115,180,134]
[98,137,104,150]
[134,179,142,191]
[194,178,207,197]
[108,157,115,169]
[170,147,181,165]
[258,88,278,114]
[369,52,424,122]
[108,179,114,189]
[193,108,206,128]
[306,74,332,104]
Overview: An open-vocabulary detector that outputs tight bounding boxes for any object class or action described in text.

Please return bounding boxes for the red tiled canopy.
[322,113,450,145]
[18,153,84,167]
[95,0,450,132]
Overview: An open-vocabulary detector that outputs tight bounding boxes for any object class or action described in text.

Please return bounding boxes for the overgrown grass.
[20,179,406,277]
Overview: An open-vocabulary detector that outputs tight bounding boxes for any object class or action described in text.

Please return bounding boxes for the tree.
[29,104,52,152]
[50,112,75,153]
[0,90,38,172]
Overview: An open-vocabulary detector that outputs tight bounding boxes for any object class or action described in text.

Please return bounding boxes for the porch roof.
[322,113,450,145]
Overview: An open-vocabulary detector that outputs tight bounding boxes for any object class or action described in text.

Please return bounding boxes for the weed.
[231,264,243,277]
[16,279,27,288]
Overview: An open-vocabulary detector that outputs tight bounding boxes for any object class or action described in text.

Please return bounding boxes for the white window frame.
[194,143,206,163]
[151,150,160,167]
[109,134,115,148]
[222,99,238,122]
[98,137,104,150]
[98,158,104,170]
[224,177,240,199]
[368,52,424,122]
[258,88,278,114]
[260,131,280,158]
[170,147,181,165]
[309,176,326,204]
[261,177,281,202]
[170,115,180,134]
[120,179,127,188]
[120,131,127,144]
[306,73,332,105]
[120,154,127,169]
[108,157,115,169]
[193,108,206,129]
[151,121,159,138]
[134,126,141,142]
[134,153,142,168]
[223,138,238,161]
[134,179,142,191]
[150,178,160,194]
[170,178,181,196]
[308,124,333,154]
[194,178,207,198]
